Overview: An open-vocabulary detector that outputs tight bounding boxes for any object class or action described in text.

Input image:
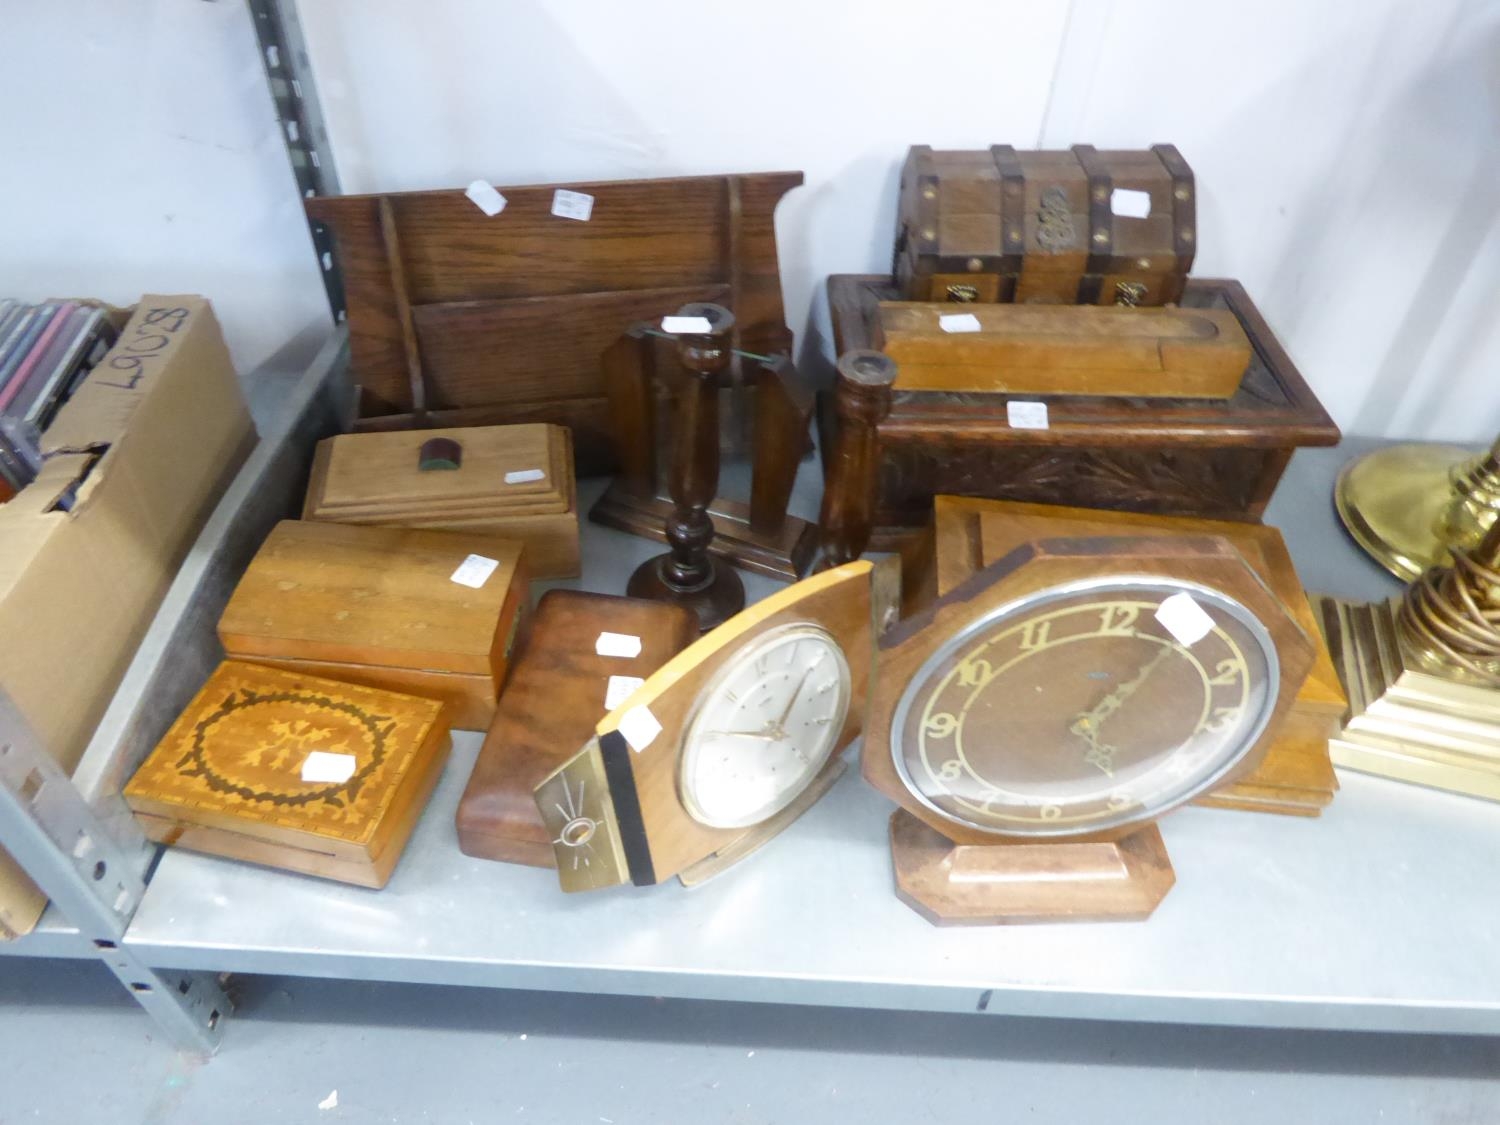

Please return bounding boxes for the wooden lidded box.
[124,661,451,888]
[824,275,1340,547]
[304,423,580,579]
[219,521,529,731]
[456,591,699,867]
[894,144,1194,307]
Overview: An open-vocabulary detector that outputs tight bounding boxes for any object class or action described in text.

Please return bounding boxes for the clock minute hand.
[774,667,814,732]
[1069,644,1174,736]
[703,729,779,741]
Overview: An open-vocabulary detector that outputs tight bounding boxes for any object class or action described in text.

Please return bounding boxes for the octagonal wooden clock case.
[863,534,1314,925]
[534,559,897,892]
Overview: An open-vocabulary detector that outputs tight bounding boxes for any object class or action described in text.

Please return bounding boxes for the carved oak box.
[823,275,1340,548]
[894,145,1195,307]
[124,661,451,888]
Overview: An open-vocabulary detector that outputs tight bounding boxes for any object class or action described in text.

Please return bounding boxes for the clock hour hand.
[1068,719,1119,778]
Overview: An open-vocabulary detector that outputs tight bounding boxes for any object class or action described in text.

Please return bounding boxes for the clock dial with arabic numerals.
[891,577,1279,837]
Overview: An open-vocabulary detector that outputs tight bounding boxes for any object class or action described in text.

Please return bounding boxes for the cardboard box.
[0,296,254,936]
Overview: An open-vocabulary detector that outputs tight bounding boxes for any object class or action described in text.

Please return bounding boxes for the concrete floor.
[1,958,1499,1124]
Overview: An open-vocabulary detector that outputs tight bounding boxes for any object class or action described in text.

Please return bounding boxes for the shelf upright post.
[247,0,348,322]
[0,693,232,1055]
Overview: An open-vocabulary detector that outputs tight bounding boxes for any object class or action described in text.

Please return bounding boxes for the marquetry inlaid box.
[124,661,451,887]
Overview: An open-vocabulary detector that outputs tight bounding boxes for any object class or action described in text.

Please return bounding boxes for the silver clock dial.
[679,623,851,829]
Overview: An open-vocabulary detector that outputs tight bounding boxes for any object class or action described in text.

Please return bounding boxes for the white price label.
[450,553,499,588]
[595,631,643,658]
[464,180,507,217]
[504,468,545,485]
[551,189,594,221]
[1111,188,1151,219]
[1006,401,1049,430]
[618,704,662,753]
[662,315,713,335]
[939,313,982,333]
[1155,592,1216,647]
[604,675,645,711]
[301,751,357,784]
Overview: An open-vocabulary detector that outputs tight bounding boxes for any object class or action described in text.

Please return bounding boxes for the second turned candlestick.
[817,350,899,569]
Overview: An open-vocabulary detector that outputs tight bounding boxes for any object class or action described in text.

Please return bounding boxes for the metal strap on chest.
[989,144,1026,301]
[1151,143,1197,286]
[896,145,938,276]
[1071,144,1112,304]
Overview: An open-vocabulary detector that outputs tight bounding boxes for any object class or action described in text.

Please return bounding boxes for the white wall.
[1042,0,1500,441]
[5,0,1497,441]
[295,0,1071,368]
[0,0,331,378]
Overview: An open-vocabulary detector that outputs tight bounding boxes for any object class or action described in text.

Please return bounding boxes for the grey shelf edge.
[0,328,353,1052]
[0,906,87,959]
[114,423,1500,1040]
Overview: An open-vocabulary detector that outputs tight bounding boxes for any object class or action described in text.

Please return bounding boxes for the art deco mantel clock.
[864,534,1314,925]
[534,559,896,892]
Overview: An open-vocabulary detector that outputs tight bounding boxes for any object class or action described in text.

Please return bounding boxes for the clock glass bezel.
[889,575,1281,839]
[678,622,852,830]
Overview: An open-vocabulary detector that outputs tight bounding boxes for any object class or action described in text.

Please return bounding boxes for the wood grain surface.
[124,661,451,887]
[894,145,1194,306]
[219,521,528,678]
[302,425,580,579]
[877,303,1250,398]
[456,592,698,867]
[306,172,801,448]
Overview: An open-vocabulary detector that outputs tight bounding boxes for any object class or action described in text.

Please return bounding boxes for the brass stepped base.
[1314,595,1500,801]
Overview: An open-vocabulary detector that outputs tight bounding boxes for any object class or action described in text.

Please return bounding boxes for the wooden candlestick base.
[888,810,1176,926]
[593,486,819,582]
[627,553,745,634]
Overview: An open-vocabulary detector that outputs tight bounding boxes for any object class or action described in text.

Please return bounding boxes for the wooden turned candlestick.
[627,303,746,632]
[818,350,899,569]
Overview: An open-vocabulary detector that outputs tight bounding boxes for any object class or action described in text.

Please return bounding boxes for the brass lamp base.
[1314,595,1500,801]
[1335,441,1499,582]
[888,811,1176,926]
[1335,444,1476,582]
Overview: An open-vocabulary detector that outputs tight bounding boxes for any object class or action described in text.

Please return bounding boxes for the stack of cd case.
[0,299,117,499]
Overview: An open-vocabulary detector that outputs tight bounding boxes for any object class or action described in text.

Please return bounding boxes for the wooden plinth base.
[627,554,745,634]
[591,483,819,582]
[888,810,1176,926]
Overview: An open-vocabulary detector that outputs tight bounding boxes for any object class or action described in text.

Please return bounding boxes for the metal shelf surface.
[121,437,1500,1036]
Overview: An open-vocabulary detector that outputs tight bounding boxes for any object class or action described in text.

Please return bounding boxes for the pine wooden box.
[219,521,529,731]
[123,661,451,888]
[303,423,580,579]
[876,303,1251,399]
